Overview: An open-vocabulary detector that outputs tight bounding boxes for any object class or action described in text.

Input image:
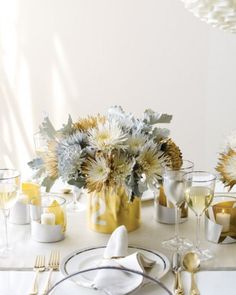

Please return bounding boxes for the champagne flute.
[184,171,216,261]
[162,160,194,251]
[0,169,20,256]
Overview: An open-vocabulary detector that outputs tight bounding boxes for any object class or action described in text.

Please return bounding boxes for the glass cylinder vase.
[30,194,67,243]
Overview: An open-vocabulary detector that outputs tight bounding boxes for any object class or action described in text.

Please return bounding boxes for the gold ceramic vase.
[87,187,141,234]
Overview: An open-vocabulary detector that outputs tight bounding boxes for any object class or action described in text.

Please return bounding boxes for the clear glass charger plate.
[58,245,170,295]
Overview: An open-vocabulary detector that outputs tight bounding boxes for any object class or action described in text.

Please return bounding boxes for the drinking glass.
[184,171,216,261]
[67,186,85,213]
[33,131,49,184]
[33,131,48,158]
[0,169,20,256]
[162,160,194,251]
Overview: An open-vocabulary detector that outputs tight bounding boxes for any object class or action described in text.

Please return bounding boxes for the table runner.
[1,270,235,295]
[0,188,236,294]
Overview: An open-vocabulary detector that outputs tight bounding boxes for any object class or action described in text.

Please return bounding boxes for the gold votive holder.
[205,195,236,244]
[154,186,188,224]
[30,194,67,243]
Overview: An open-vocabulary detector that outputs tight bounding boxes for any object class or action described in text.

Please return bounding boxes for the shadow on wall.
[0,0,83,172]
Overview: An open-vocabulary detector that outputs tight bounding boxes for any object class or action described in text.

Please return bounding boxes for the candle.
[41,209,55,225]
[216,209,230,233]
[18,194,29,205]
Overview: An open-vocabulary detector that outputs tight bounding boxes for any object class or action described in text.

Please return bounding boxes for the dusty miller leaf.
[41,176,56,192]
[28,158,44,170]
[152,127,170,140]
[143,109,172,125]
[60,115,73,135]
[68,177,86,189]
[39,117,57,139]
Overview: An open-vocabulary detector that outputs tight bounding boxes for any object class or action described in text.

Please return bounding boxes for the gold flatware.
[42,250,60,295]
[172,252,184,295]
[29,255,45,295]
[183,252,200,295]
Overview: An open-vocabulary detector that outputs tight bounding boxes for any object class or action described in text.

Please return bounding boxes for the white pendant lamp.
[182,0,236,33]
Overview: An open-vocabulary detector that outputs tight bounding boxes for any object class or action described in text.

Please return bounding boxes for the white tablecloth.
[0,270,235,295]
[0,187,236,294]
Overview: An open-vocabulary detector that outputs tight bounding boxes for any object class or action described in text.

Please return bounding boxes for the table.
[0,191,236,294]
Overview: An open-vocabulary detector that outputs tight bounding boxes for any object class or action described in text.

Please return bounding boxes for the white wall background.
[0,0,236,177]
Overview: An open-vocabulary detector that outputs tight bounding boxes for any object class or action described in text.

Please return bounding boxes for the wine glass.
[67,186,85,213]
[32,131,49,184]
[0,169,20,256]
[162,160,194,251]
[184,171,216,261]
[33,131,48,158]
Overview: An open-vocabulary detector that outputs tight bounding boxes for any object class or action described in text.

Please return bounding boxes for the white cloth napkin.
[89,225,156,295]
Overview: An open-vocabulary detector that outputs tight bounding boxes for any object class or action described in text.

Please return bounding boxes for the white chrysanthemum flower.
[137,142,164,185]
[216,149,236,190]
[224,156,236,180]
[110,151,135,186]
[88,121,127,150]
[85,156,110,192]
[225,131,236,152]
[107,106,135,130]
[126,133,148,155]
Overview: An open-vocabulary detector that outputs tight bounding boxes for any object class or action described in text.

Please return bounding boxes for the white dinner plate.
[60,245,170,294]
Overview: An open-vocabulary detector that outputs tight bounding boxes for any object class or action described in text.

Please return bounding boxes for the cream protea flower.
[74,115,106,132]
[84,156,110,192]
[137,142,164,185]
[88,121,127,151]
[126,133,148,155]
[216,149,236,190]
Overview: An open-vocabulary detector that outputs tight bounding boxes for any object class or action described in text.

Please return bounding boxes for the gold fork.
[29,255,45,295]
[42,250,60,295]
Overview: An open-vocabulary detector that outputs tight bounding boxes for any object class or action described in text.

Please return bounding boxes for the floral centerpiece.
[216,131,236,190]
[29,106,182,233]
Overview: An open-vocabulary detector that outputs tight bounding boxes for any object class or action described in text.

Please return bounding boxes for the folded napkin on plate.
[90,225,156,295]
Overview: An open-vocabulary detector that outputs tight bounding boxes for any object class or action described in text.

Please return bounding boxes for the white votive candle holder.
[30,194,66,243]
[9,194,30,224]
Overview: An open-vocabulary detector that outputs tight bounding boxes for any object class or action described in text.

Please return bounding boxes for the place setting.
[1,107,236,295]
